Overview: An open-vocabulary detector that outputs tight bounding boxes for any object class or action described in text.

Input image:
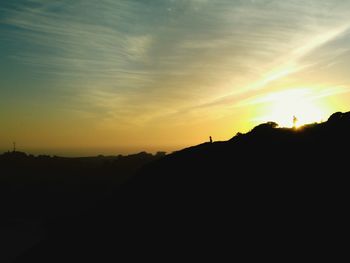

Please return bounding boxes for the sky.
[1,0,350,156]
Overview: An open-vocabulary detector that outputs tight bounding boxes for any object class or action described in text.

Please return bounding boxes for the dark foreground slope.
[0,152,164,263]
[13,112,350,262]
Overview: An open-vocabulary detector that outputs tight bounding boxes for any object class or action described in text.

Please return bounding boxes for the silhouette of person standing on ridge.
[209,136,213,143]
[293,115,298,128]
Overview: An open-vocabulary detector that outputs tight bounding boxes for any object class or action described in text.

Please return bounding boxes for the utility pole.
[13,142,16,152]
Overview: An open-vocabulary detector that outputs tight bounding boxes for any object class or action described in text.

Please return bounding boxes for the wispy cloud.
[2,0,350,127]
[188,21,350,112]
[237,85,350,108]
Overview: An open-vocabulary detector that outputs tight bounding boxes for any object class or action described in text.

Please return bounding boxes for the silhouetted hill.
[130,111,350,190]
[8,111,350,262]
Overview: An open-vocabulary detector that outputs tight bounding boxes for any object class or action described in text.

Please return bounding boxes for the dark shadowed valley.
[0,151,165,262]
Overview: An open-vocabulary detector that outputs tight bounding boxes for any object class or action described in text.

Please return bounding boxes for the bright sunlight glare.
[257,88,329,128]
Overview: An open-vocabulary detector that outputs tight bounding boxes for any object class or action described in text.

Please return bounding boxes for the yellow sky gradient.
[1,1,350,156]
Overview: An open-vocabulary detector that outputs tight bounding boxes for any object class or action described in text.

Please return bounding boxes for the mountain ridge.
[11,111,350,262]
[133,110,350,183]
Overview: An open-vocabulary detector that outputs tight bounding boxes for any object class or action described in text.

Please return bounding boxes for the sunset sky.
[1,0,350,156]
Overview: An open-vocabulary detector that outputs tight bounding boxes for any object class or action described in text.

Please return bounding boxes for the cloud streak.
[188,19,350,112]
[2,0,350,133]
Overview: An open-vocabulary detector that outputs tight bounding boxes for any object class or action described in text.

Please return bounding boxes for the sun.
[269,99,324,128]
[257,89,328,128]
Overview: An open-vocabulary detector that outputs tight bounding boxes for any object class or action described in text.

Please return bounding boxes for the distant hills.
[6,111,350,262]
[0,151,165,263]
[0,150,166,223]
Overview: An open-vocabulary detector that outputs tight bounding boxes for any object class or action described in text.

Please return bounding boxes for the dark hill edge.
[13,111,350,262]
[131,110,350,184]
[115,111,349,227]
